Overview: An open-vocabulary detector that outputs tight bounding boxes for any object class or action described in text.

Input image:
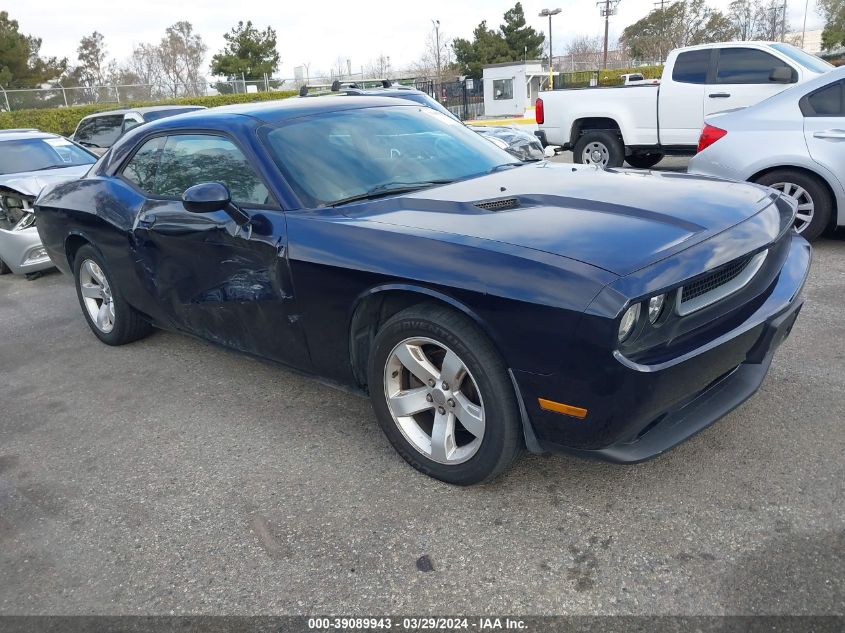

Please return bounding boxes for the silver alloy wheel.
[771,181,815,234]
[582,141,610,167]
[79,259,115,333]
[383,337,485,465]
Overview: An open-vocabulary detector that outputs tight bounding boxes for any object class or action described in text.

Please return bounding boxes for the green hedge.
[596,65,664,86]
[0,90,299,136]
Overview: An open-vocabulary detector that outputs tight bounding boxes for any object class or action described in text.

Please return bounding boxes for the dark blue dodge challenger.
[35,97,811,485]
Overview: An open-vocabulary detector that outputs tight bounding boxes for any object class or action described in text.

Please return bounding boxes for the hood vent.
[474,197,519,212]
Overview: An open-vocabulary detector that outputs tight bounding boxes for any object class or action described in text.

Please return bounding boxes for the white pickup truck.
[536,41,833,168]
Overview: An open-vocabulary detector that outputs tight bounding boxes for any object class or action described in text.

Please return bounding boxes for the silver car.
[0,130,97,275]
[689,65,845,241]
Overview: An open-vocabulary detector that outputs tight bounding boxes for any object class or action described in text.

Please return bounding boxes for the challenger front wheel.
[368,304,522,485]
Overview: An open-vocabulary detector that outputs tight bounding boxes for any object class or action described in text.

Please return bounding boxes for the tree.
[211,21,279,84]
[564,35,604,70]
[453,20,512,79]
[620,0,736,62]
[0,10,66,87]
[76,31,108,86]
[365,54,392,78]
[157,21,207,96]
[410,25,456,79]
[500,2,545,60]
[729,0,766,40]
[819,0,845,49]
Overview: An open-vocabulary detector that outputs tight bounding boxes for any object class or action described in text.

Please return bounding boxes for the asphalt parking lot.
[1,167,844,615]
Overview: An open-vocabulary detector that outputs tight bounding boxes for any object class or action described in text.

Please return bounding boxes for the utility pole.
[654,0,669,61]
[801,0,809,48]
[780,1,787,42]
[598,0,620,69]
[539,8,561,89]
[432,19,441,88]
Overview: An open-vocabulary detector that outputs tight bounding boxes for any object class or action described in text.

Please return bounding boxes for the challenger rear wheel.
[73,244,152,345]
[368,304,522,485]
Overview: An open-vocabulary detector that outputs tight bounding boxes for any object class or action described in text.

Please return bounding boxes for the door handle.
[136,213,156,229]
[708,92,731,98]
[813,129,845,140]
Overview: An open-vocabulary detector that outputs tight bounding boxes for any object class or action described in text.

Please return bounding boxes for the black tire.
[0,259,10,275]
[573,130,625,168]
[625,152,664,169]
[73,244,152,345]
[753,169,833,242]
[367,303,522,485]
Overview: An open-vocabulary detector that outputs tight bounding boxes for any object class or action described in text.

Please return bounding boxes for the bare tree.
[157,21,207,96]
[563,35,604,70]
[410,26,454,79]
[365,54,392,79]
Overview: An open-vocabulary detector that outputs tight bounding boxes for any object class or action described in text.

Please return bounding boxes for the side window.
[74,115,124,148]
[672,50,710,84]
[122,136,166,193]
[801,81,844,116]
[715,48,794,84]
[153,134,271,206]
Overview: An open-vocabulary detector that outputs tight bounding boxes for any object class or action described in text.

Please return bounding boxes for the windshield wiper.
[328,180,454,207]
[486,162,525,174]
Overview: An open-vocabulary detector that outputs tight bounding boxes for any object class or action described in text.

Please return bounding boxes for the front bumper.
[514,232,811,462]
[0,226,54,274]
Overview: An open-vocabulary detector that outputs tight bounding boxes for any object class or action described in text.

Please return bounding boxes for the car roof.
[143,96,417,130]
[0,129,61,142]
[79,104,207,121]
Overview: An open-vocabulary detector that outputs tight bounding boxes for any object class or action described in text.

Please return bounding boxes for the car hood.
[341,162,775,276]
[0,165,91,197]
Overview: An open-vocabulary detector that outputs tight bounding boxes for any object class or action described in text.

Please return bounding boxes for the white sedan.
[689,65,845,241]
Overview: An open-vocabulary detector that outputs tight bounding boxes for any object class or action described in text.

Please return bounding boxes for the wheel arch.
[749,164,840,229]
[64,232,95,269]
[570,117,623,147]
[347,284,502,391]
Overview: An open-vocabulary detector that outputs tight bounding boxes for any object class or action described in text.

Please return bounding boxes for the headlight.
[648,294,666,323]
[618,303,641,342]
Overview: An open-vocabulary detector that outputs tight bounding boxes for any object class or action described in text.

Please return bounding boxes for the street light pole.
[539,8,561,90]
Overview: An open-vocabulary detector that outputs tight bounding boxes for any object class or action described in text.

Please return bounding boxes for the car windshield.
[0,137,96,175]
[262,105,517,207]
[769,43,833,74]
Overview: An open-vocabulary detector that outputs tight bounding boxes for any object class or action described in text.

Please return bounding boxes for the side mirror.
[182,182,231,214]
[770,66,796,83]
[182,182,250,225]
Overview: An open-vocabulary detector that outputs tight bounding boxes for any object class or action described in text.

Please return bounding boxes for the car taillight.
[535,98,544,125]
[697,124,727,153]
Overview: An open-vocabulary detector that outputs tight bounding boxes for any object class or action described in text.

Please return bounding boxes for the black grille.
[681,255,753,303]
[474,197,519,211]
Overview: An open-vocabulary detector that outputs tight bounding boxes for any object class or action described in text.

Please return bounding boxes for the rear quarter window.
[672,50,710,84]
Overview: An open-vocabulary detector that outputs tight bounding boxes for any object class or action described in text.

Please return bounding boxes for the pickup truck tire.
[574,131,625,168]
[752,169,832,242]
[625,152,664,169]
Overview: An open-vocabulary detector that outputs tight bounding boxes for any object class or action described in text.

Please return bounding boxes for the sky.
[13,0,827,79]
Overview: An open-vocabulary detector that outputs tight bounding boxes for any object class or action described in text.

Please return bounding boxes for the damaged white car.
[0,130,96,275]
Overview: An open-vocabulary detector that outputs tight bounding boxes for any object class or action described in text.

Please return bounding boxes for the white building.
[482,61,547,117]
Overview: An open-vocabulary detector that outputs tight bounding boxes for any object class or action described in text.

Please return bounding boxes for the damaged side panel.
[130,200,310,369]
